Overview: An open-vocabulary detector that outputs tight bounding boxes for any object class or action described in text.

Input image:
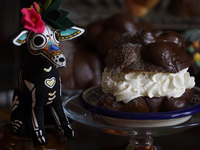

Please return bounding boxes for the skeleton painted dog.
[11,24,84,145]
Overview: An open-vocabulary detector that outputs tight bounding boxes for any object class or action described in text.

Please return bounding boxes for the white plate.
[102,115,191,127]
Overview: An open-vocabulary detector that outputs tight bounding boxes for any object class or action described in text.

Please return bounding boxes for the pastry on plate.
[98,30,195,113]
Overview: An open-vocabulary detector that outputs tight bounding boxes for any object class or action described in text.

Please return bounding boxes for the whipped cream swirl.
[102,68,195,103]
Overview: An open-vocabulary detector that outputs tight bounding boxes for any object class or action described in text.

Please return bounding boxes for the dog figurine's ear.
[11,30,29,46]
[58,26,85,41]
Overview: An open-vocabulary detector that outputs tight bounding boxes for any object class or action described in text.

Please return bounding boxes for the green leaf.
[186,46,195,53]
[196,61,200,68]
[44,0,52,11]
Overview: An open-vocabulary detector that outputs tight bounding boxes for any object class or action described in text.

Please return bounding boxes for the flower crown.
[21,0,75,33]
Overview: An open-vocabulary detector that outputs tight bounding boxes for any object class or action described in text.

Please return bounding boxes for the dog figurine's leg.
[11,74,32,136]
[11,93,30,136]
[51,101,74,140]
[11,94,26,135]
[31,87,49,145]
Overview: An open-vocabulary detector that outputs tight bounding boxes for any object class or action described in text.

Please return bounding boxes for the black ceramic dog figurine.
[10,0,84,145]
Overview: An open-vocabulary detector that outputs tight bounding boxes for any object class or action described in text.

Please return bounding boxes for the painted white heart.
[44,77,56,88]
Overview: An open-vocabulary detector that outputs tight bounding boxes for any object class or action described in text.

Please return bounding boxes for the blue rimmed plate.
[79,85,200,127]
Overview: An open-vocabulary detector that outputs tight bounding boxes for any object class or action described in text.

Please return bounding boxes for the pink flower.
[21,3,45,33]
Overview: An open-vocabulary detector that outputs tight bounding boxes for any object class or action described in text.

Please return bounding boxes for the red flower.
[21,3,45,33]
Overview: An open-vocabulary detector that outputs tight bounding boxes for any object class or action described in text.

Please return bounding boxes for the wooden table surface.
[67,120,200,150]
[0,107,200,150]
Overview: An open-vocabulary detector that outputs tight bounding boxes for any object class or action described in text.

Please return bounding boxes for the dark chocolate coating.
[162,88,194,111]
[106,30,192,74]
[98,89,194,113]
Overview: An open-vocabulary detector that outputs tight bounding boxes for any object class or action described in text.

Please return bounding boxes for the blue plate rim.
[79,85,200,120]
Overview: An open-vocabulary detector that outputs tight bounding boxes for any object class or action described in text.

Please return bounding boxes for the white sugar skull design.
[13,24,84,68]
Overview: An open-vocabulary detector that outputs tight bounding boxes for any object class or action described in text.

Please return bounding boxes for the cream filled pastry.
[102,67,195,103]
[98,30,195,113]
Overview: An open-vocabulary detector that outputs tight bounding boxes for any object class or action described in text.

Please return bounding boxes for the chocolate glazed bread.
[98,30,195,113]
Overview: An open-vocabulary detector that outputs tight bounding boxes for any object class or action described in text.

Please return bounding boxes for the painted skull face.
[27,24,66,68]
[12,23,85,68]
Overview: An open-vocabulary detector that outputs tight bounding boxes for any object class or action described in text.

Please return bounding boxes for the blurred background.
[1,0,200,150]
[1,0,200,120]
[1,0,200,88]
